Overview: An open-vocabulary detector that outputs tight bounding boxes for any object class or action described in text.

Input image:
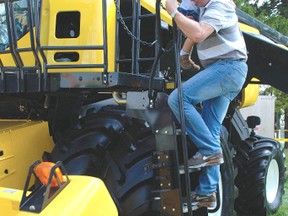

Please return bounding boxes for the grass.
[273,149,288,216]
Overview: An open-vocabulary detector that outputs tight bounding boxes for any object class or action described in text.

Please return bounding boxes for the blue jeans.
[168,59,247,195]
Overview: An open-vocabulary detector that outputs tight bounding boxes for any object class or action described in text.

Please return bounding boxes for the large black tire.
[234,137,286,216]
[51,105,237,216]
[51,105,161,216]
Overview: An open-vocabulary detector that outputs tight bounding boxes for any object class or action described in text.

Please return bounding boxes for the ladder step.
[182,203,211,214]
[182,193,212,214]
[178,165,201,174]
[182,202,200,213]
[182,192,200,213]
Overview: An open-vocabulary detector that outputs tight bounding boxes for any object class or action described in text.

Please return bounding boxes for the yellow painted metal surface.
[140,0,172,26]
[239,23,260,34]
[0,120,54,190]
[40,0,116,72]
[166,81,175,90]
[0,0,116,72]
[238,78,260,109]
[0,32,36,67]
[0,7,36,67]
[0,0,278,74]
[0,175,118,216]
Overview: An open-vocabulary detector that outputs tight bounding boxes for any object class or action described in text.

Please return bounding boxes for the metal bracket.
[150,151,176,192]
[19,160,70,213]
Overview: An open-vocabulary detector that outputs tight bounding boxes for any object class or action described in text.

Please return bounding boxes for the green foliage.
[234,0,288,36]
[258,0,288,18]
[264,15,288,36]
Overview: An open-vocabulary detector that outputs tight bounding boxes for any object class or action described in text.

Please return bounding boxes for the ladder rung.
[182,202,201,213]
[178,165,200,175]
[46,64,105,69]
[182,193,211,213]
[121,13,155,21]
[40,46,104,50]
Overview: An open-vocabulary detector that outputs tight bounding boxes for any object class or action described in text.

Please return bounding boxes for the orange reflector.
[34,162,63,187]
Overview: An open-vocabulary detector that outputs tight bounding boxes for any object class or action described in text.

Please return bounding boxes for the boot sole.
[188,158,224,169]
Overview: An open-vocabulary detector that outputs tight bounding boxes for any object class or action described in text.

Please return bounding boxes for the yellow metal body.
[0,9,36,67]
[140,0,172,26]
[40,0,116,72]
[0,120,54,190]
[0,175,118,216]
[238,79,260,109]
[0,0,260,107]
[1,0,117,72]
[0,33,36,68]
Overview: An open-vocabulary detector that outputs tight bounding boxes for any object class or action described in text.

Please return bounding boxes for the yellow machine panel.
[0,33,36,68]
[0,0,117,73]
[140,0,172,26]
[40,0,116,73]
[0,176,118,216]
[0,120,54,190]
[238,78,260,109]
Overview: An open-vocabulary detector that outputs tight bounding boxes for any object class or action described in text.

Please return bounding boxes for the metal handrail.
[0,0,42,92]
[172,21,193,215]
[34,0,109,90]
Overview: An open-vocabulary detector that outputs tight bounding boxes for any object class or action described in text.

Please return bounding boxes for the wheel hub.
[266,159,279,204]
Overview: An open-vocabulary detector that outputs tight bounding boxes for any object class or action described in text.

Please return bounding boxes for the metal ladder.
[115,0,159,76]
[124,1,209,215]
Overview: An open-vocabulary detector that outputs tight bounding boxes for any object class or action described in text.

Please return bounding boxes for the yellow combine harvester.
[0,0,287,215]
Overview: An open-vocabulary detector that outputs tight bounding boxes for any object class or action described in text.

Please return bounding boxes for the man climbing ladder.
[166,0,248,210]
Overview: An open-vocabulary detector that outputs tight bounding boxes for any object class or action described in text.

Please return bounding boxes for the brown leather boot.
[180,54,200,71]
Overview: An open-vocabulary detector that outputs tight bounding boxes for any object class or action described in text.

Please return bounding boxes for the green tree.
[257,0,288,35]
[235,0,288,36]
[256,0,288,18]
